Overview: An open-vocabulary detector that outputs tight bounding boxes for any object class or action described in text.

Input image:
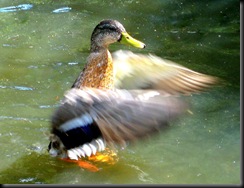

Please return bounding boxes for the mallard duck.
[48,19,218,161]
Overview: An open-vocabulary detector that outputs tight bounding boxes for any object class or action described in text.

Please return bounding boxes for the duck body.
[72,49,114,89]
[48,19,146,160]
[48,19,218,161]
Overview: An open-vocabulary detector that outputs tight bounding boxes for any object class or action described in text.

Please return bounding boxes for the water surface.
[0,0,240,184]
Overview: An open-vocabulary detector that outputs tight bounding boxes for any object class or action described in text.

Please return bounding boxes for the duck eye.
[126,36,130,39]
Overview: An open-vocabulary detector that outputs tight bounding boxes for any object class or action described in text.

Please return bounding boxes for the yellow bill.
[119,32,146,48]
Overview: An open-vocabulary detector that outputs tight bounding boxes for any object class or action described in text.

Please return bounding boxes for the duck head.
[48,134,67,158]
[90,19,146,52]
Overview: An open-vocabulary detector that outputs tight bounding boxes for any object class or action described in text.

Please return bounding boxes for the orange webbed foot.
[60,158,99,172]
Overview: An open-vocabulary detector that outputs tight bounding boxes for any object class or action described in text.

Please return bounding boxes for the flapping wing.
[113,50,218,95]
[52,87,187,148]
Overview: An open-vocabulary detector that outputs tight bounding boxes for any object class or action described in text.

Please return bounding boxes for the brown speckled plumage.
[73,49,114,89]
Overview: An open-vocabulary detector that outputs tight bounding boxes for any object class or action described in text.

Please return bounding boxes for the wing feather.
[52,88,187,148]
[113,50,218,94]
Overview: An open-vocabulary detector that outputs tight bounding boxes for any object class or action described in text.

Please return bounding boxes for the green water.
[0,0,240,185]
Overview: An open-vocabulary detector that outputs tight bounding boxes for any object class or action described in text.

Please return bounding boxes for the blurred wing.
[54,87,187,148]
[113,50,218,95]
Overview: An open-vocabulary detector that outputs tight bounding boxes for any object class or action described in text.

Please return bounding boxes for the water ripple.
[127,164,154,183]
[52,7,72,13]
[0,4,33,13]
[39,104,59,109]
[0,116,49,122]
[0,85,34,91]
[19,177,36,183]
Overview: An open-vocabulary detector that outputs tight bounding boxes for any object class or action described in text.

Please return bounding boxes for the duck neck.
[74,48,114,90]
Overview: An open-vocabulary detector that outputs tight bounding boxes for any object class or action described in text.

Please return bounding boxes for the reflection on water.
[0,3,33,13]
[52,7,72,14]
[0,85,33,90]
[0,0,240,184]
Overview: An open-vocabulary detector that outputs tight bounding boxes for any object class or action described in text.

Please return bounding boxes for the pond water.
[0,0,240,185]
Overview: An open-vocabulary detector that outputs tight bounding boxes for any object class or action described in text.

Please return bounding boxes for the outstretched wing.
[52,87,187,149]
[113,50,218,95]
